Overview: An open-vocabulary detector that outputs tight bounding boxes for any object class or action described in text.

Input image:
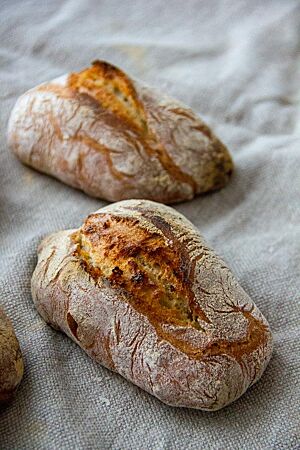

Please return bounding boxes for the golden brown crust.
[31,200,273,410]
[0,307,24,404]
[73,214,206,330]
[8,61,233,203]
[72,212,268,363]
[68,60,148,132]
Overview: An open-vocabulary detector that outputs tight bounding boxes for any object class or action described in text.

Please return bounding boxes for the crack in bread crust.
[132,208,269,364]
[68,60,148,133]
[72,210,268,364]
[31,201,273,410]
[37,82,198,193]
[9,61,234,203]
[67,61,199,192]
[72,214,205,330]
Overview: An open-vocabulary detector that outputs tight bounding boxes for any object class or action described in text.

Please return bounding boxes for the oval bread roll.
[8,60,233,204]
[32,200,272,410]
[0,307,24,404]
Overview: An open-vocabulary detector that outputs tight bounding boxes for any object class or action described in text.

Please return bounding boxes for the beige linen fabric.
[0,1,299,448]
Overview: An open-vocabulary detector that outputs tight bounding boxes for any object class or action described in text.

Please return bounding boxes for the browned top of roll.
[72,206,268,363]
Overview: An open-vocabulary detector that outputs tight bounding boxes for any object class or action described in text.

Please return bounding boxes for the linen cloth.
[0,1,299,448]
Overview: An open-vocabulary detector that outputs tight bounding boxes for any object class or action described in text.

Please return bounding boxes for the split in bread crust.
[8,61,233,203]
[72,213,268,362]
[32,200,273,410]
[68,61,148,132]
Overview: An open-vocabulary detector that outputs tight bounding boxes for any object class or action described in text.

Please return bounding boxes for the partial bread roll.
[8,60,233,204]
[32,200,272,410]
[0,307,24,404]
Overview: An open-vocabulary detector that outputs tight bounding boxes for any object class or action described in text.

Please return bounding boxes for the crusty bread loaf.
[32,200,272,410]
[8,60,233,204]
[0,307,24,404]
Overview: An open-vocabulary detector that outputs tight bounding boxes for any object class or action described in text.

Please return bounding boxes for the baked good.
[31,199,272,410]
[0,306,24,404]
[8,60,233,203]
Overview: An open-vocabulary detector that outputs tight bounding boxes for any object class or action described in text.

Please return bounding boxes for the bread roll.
[0,307,24,404]
[32,200,272,410]
[8,60,233,204]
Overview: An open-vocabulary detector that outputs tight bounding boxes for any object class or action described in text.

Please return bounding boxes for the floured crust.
[0,307,24,404]
[31,200,272,410]
[8,60,233,203]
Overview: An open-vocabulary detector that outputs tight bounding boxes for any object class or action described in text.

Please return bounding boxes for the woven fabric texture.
[0,1,299,449]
